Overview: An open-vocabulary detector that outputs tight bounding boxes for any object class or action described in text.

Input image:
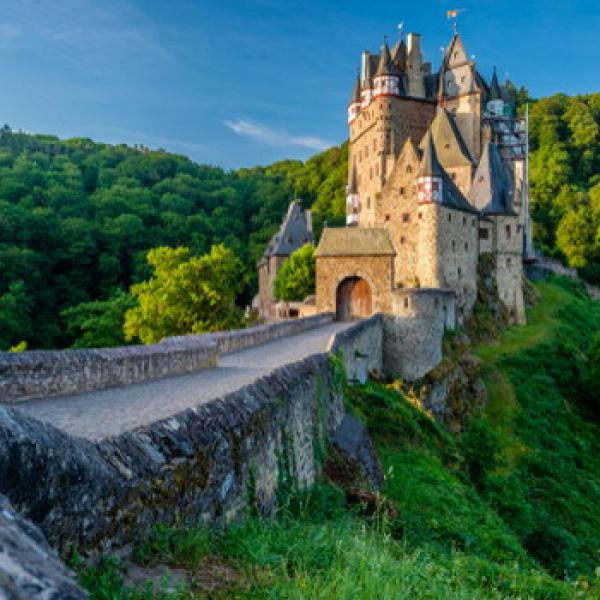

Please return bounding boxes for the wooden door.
[336,277,372,321]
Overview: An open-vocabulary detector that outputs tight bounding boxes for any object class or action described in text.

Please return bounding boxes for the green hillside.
[76,277,600,598]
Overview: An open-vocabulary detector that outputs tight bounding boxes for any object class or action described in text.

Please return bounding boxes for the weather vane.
[446,8,466,33]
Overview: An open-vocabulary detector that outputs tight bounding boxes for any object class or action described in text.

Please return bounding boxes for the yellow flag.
[447,8,465,19]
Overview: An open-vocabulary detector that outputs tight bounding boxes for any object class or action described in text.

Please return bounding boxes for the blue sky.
[0,0,597,168]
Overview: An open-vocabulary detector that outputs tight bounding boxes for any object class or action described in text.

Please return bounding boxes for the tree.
[123,245,244,344]
[62,289,136,348]
[274,244,316,302]
[0,280,32,350]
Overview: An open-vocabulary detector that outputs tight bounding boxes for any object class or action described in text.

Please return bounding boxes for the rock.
[331,414,384,490]
[0,494,86,599]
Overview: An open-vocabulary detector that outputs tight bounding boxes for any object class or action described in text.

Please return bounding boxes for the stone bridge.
[0,308,453,595]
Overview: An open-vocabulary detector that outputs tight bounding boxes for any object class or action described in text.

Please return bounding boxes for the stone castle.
[260,27,533,333]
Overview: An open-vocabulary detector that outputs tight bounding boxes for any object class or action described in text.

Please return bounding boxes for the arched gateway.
[336,277,372,321]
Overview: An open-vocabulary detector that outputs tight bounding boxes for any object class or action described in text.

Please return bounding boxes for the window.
[479,228,489,240]
[367,197,371,209]
[472,219,476,226]
[464,242,469,250]
[404,297,409,309]
[400,236,406,244]
[418,212,423,220]
[507,257,512,267]
[451,173,457,181]
[452,240,456,251]
[406,165,412,174]
[385,214,391,222]
[463,216,466,225]
[448,213,452,222]
[402,213,410,222]
[444,143,450,149]
[400,186,405,196]
[478,175,484,183]
[506,224,511,239]
[458,267,462,279]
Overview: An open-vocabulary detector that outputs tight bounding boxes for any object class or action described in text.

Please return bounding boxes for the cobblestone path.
[15,323,351,441]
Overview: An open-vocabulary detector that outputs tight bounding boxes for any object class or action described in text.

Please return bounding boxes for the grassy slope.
[78,278,599,599]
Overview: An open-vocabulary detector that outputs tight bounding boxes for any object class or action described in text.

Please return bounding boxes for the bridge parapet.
[0,313,334,404]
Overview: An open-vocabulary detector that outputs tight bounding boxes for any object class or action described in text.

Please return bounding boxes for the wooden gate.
[336,277,372,321]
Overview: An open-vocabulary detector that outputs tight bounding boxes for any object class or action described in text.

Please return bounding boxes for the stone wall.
[384,288,456,381]
[328,314,383,383]
[211,313,334,354]
[0,494,86,598]
[0,338,218,404]
[0,313,333,404]
[0,353,344,556]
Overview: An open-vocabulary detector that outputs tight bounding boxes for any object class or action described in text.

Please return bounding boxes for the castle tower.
[439,33,482,161]
[416,131,444,287]
[348,35,436,228]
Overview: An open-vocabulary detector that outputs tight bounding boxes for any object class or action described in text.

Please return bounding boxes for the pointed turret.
[419,131,444,178]
[348,72,362,123]
[350,73,361,104]
[391,39,406,72]
[417,130,444,204]
[486,67,505,116]
[373,38,401,98]
[489,67,501,100]
[361,51,374,107]
[375,39,393,76]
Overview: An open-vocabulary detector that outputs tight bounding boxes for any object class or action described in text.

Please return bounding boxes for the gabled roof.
[468,142,516,215]
[263,200,313,258]
[419,131,444,177]
[315,227,395,257]
[419,108,474,167]
[443,33,469,69]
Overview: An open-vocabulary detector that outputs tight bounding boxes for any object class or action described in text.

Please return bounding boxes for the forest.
[0,90,599,350]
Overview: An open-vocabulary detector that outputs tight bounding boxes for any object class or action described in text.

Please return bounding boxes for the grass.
[77,276,600,599]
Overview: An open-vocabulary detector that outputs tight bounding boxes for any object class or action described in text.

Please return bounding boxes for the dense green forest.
[0,132,346,350]
[76,277,600,598]
[0,90,599,350]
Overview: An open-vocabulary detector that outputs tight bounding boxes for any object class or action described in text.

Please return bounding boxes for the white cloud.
[224,118,331,151]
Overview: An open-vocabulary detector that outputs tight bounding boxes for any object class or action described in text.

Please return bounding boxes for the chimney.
[304,209,313,235]
[407,33,422,59]
[361,51,370,83]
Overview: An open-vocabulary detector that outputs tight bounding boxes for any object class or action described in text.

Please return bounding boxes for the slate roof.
[315,227,395,257]
[418,128,479,215]
[468,142,516,215]
[375,41,394,77]
[419,108,474,167]
[419,130,444,177]
[263,200,313,258]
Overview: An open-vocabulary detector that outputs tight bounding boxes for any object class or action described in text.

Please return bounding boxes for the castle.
[260,26,532,356]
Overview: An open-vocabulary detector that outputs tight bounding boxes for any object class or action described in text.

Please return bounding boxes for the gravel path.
[15,323,351,441]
